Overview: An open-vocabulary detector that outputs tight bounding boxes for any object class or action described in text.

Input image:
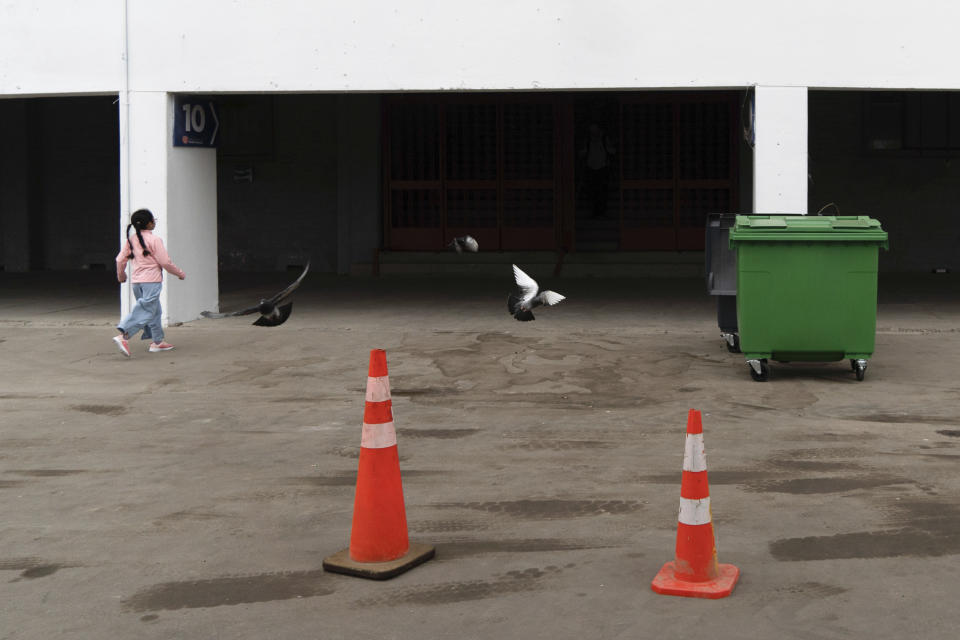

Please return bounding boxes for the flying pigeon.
[507,264,566,322]
[448,235,479,253]
[201,261,310,327]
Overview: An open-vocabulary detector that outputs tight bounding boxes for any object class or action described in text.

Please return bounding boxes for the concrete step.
[353,251,705,278]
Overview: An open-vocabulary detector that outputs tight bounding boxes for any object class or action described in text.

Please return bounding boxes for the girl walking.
[113,209,186,357]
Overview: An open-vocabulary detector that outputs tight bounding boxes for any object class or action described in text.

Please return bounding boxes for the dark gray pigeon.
[201,261,310,327]
[506,264,566,322]
[448,235,479,253]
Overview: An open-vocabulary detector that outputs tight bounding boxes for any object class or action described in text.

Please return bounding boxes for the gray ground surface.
[1,271,959,639]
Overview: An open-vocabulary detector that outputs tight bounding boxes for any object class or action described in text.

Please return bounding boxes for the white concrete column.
[753,86,808,214]
[119,91,218,324]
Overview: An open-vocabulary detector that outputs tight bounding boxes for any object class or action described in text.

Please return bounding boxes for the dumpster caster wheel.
[853,359,867,381]
[724,333,741,353]
[748,359,769,382]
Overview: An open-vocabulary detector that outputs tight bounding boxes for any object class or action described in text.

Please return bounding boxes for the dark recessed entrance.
[383,91,738,252]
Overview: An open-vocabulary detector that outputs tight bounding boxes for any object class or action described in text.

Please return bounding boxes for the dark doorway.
[382,91,738,252]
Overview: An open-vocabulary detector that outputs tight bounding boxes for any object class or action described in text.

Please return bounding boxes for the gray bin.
[705,213,739,352]
[706,213,738,296]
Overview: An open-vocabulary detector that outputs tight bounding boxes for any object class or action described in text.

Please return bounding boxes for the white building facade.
[2,1,958,322]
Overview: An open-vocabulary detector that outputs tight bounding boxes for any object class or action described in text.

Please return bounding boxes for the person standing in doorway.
[580,122,616,218]
[113,209,186,357]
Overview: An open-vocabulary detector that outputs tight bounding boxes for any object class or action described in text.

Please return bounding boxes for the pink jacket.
[116,229,185,283]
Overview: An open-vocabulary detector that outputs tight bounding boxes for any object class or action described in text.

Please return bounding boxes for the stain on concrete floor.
[353,566,562,607]
[123,569,335,611]
[436,499,643,519]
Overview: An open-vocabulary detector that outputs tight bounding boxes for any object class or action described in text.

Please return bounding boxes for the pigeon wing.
[512,264,539,301]
[267,260,310,305]
[201,304,262,319]
[464,235,479,252]
[540,291,566,306]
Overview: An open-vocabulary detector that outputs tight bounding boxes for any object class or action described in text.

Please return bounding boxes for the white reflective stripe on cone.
[361,421,397,449]
[678,496,712,526]
[682,433,707,472]
[365,376,391,403]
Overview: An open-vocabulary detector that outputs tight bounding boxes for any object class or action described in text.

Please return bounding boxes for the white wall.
[4,1,960,96]
[110,1,960,92]
[0,0,119,95]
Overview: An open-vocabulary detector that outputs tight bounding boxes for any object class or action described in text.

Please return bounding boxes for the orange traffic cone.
[323,349,435,579]
[651,409,739,598]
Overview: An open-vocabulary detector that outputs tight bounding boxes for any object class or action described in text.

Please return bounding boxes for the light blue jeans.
[118,282,164,342]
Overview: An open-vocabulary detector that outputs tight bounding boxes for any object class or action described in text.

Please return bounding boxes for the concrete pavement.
[1,270,959,639]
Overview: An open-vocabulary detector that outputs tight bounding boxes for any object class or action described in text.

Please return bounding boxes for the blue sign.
[173,97,219,147]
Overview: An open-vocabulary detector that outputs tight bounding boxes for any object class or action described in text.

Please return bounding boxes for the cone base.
[323,542,435,580]
[650,561,740,599]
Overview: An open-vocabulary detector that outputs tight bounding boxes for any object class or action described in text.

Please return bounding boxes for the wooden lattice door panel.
[677,188,730,250]
[622,102,674,181]
[618,94,736,251]
[620,102,676,249]
[386,102,443,249]
[621,188,676,250]
[385,97,559,251]
[444,102,499,250]
[501,102,557,249]
[675,100,733,250]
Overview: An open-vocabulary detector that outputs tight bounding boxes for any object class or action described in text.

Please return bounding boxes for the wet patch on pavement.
[775,582,849,597]
[123,569,335,611]
[353,566,562,606]
[847,413,959,425]
[772,447,865,459]
[0,557,81,579]
[436,499,642,519]
[437,539,610,559]
[937,429,960,437]
[71,404,127,416]
[410,519,490,533]
[771,497,960,561]
[747,475,911,495]
[401,428,480,439]
[790,432,880,443]
[0,480,25,489]
[4,469,87,477]
[502,439,615,451]
[155,509,232,522]
[770,529,952,561]
[288,473,356,487]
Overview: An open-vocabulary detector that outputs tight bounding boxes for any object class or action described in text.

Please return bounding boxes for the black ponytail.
[128,209,154,257]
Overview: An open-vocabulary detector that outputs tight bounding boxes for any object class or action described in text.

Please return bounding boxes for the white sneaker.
[149,341,174,352]
[113,335,131,357]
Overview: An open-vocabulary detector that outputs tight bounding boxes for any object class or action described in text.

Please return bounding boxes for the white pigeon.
[449,235,479,253]
[507,264,566,322]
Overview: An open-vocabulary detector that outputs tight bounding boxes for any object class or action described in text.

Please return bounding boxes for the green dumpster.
[728,215,889,381]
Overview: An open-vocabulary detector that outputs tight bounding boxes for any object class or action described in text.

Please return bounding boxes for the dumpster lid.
[730,215,889,247]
